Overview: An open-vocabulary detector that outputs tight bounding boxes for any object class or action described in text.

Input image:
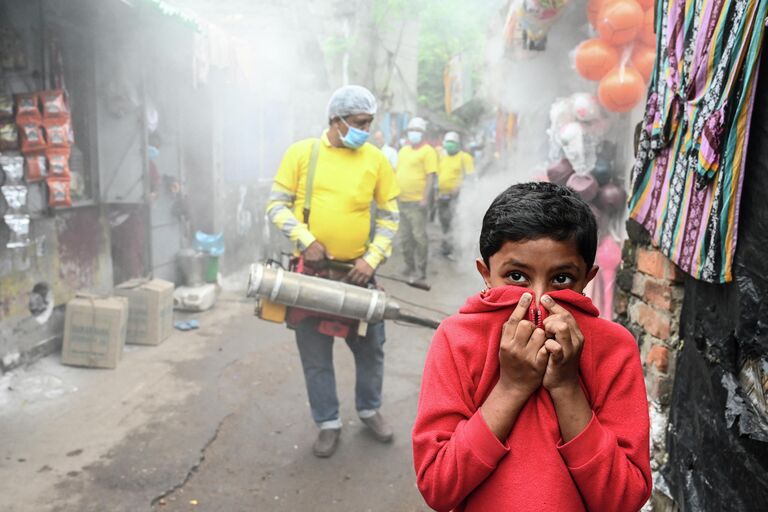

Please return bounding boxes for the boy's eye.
[505,271,527,283]
[552,274,575,286]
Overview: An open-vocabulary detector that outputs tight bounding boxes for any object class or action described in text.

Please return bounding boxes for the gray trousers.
[437,195,458,255]
[398,200,428,276]
[295,320,386,427]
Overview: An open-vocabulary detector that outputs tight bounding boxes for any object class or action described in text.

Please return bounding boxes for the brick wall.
[615,221,684,511]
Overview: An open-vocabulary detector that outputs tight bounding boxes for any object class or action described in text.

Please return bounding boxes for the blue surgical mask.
[407,131,423,145]
[340,118,370,149]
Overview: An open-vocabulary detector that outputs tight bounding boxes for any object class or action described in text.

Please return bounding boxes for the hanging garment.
[629,0,768,283]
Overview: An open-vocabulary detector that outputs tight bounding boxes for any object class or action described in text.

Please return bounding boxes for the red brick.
[631,273,646,297]
[631,302,672,340]
[646,345,669,373]
[644,278,673,311]
[636,248,680,280]
[615,291,629,316]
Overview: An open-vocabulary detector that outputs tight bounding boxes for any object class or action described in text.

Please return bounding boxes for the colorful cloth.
[629,0,768,283]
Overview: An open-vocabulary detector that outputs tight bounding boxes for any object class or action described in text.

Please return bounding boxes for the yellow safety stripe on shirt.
[362,199,400,269]
[266,183,316,252]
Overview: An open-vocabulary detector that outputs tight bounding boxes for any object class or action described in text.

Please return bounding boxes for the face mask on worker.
[407,131,423,145]
[339,118,370,149]
[444,141,459,155]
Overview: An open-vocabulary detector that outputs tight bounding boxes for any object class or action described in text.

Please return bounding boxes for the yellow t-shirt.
[272,133,400,260]
[396,144,438,202]
[438,151,475,195]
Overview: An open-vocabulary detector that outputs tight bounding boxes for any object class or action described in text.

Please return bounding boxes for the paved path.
[0,251,481,512]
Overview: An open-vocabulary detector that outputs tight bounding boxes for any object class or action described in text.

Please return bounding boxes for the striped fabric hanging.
[629,0,768,283]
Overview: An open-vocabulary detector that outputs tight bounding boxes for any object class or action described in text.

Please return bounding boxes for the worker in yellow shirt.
[437,131,475,260]
[265,85,400,458]
[395,117,437,285]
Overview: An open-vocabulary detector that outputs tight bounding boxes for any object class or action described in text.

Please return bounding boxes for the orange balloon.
[636,0,654,9]
[587,0,609,26]
[640,8,656,46]
[597,0,644,46]
[598,65,646,112]
[631,44,656,82]
[575,39,620,81]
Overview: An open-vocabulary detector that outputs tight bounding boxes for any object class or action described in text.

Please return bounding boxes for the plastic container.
[177,249,206,286]
[205,255,219,283]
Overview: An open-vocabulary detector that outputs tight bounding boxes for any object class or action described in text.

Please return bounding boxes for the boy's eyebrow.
[550,263,582,272]
[501,259,533,269]
[500,260,582,272]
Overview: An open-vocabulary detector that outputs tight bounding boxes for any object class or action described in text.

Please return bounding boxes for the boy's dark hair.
[480,182,598,269]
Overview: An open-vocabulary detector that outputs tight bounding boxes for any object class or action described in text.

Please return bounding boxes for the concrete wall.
[0,208,113,371]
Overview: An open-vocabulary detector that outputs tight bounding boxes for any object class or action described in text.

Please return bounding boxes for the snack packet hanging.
[1,185,28,212]
[43,118,73,148]
[4,214,31,248]
[47,177,72,207]
[0,155,24,183]
[25,153,47,182]
[19,123,47,153]
[15,93,41,122]
[41,90,70,118]
[0,94,13,119]
[47,149,71,178]
[0,122,19,150]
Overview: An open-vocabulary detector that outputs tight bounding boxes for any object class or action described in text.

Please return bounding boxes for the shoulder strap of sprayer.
[302,139,321,227]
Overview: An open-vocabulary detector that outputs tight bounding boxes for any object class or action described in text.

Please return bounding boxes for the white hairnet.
[327,85,378,120]
[407,117,427,131]
[443,131,460,143]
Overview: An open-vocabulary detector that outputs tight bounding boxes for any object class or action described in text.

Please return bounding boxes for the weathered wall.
[615,220,684,511]
[0,208,113,372]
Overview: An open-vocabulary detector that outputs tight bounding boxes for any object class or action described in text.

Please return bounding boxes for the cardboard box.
[115,278,174,345]
[62,294,128,369]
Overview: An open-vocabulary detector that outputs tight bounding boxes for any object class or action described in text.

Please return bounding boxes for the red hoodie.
[412,286,651,512]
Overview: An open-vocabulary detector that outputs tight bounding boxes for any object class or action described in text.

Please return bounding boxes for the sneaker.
[410,274,429,289]
[313,428,341,458]
[360,412,394,443]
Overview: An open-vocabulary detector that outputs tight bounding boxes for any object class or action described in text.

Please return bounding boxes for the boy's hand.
[540,295,584,391]
[498,292,549,398]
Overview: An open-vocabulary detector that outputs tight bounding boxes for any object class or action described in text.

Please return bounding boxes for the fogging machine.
[247,263,441,329]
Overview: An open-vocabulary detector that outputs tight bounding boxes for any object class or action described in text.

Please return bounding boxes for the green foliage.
[371,0,497,122]
[415,0,497,115]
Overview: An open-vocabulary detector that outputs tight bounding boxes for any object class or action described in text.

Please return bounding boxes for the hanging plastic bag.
[43,118,73,148]
[0,155,24,183]
[1,185,28,212]
[4,214,30,248]
[25,153,47,182]
[40,90,70,118]
[46,177,72,207]
[47,149,71,178]
[0,122,19,150]
[18,123,47,153]
[15,93,41,122]
[0,95,13,119]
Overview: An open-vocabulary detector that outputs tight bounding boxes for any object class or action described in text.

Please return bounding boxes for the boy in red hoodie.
[412,182,651,511]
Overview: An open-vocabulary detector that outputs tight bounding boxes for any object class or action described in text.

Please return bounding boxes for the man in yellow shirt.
[437,131,475,260]
[395,117,437,284]
[265,85,400,458]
